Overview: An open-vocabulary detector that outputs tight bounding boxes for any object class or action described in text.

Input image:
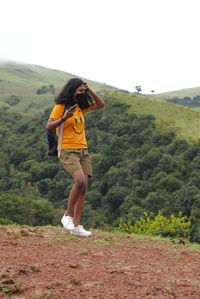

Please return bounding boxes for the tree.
[135,85,142,94]
[0,192,54,226]
[189,196,200,243]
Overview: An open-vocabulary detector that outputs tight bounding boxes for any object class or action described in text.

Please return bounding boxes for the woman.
[46,78,105,236]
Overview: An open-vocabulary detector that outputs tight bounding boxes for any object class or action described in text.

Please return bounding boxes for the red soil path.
[0,225,200,298]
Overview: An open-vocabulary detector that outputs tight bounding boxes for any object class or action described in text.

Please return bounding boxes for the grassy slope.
[149,86,200,101]
[107,93,200,142]
[0,61,118,113]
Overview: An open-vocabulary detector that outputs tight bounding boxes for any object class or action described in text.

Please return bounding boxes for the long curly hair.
[55,77,91,109]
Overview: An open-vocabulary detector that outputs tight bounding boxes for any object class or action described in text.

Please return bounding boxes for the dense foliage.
[1,96,200,242]
[167,95,200,108]
[118,212,190,238]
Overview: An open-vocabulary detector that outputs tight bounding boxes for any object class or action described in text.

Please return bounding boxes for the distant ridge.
[0,60,119,114]
[149,86,200,101]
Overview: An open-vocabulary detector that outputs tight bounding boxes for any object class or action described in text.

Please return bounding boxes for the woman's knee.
[72,174,86,191]
[72,170,87,191]
[76,177,86,190]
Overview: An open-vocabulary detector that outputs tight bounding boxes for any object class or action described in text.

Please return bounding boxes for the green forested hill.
[106,93,200,142]
[1,62,200,243]
[149,87,200,109]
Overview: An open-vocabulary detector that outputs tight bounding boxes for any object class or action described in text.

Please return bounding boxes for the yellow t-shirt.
[50,104,92,149]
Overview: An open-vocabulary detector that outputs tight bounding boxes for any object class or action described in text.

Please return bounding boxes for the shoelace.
[76,225,85,231]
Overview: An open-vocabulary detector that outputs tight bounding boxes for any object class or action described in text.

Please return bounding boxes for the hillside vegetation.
[1,61,200,243]
[0,61,119,114]
[1,61,200,142]
[108,93,200,142]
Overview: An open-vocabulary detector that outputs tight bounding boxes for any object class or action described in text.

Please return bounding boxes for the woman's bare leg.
[65,170,87,223]
[73,175,88,226]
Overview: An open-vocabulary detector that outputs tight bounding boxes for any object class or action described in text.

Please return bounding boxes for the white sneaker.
[70,225,92,237]
[61,215,74,230]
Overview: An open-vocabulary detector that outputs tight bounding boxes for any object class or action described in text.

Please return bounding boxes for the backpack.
[45,105,68,156]
[45,129,58,156]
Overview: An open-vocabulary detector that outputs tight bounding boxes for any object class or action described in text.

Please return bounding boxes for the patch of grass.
[31,289,62,298]
[52,278,81,288]
[2,224,200,252]
[39,229,74,245]
[91,237,119,246]
[1,281,22,295]
[186,242,200,252]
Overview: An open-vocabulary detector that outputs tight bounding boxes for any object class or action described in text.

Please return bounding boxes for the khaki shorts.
[59,149,92,177]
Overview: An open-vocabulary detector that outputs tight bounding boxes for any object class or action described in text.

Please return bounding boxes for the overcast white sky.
[1,0,200,93]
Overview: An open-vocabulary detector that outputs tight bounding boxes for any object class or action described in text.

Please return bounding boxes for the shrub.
[118,212,190,238]
[6,95,21,106]
[0,217,15,225]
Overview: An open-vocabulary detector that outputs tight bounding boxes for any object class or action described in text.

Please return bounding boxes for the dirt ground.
[0,225,200,299]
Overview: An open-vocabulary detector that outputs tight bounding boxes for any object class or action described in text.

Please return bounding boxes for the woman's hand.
[62,104,77,121]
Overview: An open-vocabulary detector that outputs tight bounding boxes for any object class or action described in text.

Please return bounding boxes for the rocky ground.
[0,225,200,298]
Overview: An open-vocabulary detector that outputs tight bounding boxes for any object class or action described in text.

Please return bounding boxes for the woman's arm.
[46,117,64,130]
[88,88,105,110]
[46,105,77,130]
[83,82,105,110]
